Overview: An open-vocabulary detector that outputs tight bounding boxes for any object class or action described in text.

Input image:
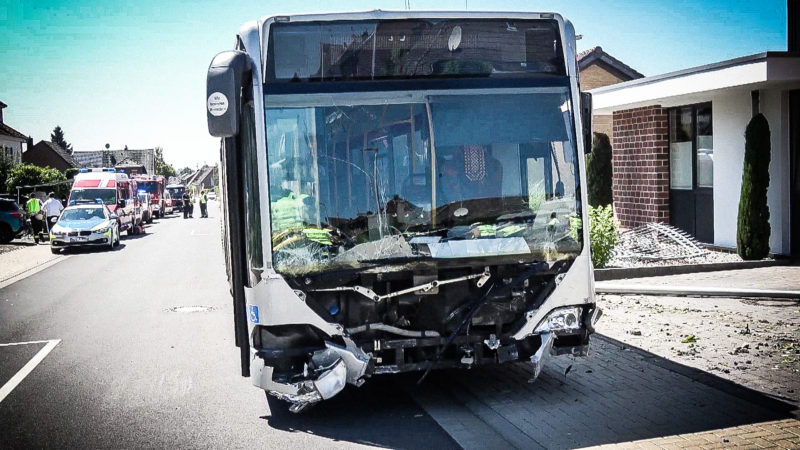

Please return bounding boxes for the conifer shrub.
[736,113,771,260]
[586,132,613,207]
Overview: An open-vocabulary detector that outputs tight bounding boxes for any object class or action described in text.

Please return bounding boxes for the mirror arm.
[580,92,593,154]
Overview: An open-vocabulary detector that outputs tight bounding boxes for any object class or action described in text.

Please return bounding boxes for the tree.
[64,167,80,180]
[0,152,14,195]
[50,126,73,154]
[5,163,69,197]
[586,132,613,207]
[154,147,177,178]
[179,166,193,176]
[737,114,771,260]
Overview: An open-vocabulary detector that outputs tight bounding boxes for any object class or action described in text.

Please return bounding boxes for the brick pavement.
[407,335,796,449]
[586,418,800,449]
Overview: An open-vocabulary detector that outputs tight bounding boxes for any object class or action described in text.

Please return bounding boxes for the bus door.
[206,50,254,376]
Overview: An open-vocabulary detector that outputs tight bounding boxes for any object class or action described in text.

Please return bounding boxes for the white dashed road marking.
[0,339,61,403]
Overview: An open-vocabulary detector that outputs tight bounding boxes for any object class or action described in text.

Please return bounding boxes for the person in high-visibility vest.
[25,195,45,243]
[199,189,208,218]
[271,191,333,246]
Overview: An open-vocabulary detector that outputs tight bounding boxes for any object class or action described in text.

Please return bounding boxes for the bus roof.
[257,10,563,26]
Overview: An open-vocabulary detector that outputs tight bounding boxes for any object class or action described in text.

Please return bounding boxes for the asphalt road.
[0,202,458,449]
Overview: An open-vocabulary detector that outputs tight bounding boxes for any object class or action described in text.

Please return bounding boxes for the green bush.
[586,132,613,207]
[5,164,69,198]
[588,204,618,268]
[736,114,771,260]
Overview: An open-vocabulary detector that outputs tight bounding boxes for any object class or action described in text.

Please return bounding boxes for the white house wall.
[710,88,789,255]
[0,136,24,164]
[711,91,751,251]
[761,88,791,255]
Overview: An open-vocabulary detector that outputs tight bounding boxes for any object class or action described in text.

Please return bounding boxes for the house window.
[669,107,693,189]
[668,104,713,189]
[696,104,713,188]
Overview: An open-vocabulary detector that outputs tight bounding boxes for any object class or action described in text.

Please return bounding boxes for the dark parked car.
[0,198,27,244]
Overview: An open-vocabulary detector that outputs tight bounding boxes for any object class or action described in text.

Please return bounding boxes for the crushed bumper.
[253,341,371,413]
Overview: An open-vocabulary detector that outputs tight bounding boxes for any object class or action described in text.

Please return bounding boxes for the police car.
[49,201,120,254]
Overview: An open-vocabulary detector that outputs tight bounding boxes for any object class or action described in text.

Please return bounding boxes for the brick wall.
[593,114,612,140]
[612,105,670,228]
[580,64,626,91]
[581,63,630,142]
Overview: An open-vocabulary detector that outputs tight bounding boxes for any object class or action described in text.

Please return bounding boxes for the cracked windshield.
[267,90,581,274]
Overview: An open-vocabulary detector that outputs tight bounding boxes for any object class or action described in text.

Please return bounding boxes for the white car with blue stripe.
[49,202,120,254]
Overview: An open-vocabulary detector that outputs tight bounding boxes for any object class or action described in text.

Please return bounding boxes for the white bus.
[206,10,599,412]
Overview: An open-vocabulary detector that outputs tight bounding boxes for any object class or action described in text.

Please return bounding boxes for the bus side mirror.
[581,92,593,154]
[206,50,252,138]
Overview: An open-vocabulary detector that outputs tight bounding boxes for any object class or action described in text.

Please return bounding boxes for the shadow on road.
[261,334,797,449]
[263,374,459,449]
[412,334,796,448]
[5,240,38,247]
[59,243,127,254]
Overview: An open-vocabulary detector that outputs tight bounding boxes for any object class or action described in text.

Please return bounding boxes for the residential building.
[591,52,800,257]
[23,140,78,172]
[0,101,27,165]
[185,165,217,190]
[73,148,155,174]
[577,47,644,138]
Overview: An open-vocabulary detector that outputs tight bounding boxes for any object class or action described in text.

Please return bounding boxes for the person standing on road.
[42,192,64,233]
[182,191,191,219]
[25,195,45,243]
[199,189,208,218]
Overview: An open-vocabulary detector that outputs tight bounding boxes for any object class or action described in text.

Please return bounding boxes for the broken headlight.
[534,307,583,334]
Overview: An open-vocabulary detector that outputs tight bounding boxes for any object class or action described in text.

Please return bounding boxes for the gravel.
[596,293,800,404]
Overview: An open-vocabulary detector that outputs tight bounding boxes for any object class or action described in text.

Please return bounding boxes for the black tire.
[265,392,291,416]
[0,224,12,244]
[50,247,59,254]
[146,214,153,224]
[113,227,120,247]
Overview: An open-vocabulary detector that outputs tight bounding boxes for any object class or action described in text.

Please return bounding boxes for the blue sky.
[0,0,788,169]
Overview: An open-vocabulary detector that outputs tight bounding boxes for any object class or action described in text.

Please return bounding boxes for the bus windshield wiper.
[311,269,490,303]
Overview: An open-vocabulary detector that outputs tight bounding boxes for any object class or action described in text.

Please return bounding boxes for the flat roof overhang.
[589,52,800,114]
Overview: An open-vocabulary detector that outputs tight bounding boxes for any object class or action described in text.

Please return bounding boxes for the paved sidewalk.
[0,243,65,288]
[603,266,800,291]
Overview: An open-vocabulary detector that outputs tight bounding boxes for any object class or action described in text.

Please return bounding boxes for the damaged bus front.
[207,11,599,412]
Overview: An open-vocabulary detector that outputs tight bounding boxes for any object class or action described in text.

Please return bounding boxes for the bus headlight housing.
[535,307,583,334]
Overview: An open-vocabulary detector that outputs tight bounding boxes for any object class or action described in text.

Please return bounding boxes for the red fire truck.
[133,175,166,218]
